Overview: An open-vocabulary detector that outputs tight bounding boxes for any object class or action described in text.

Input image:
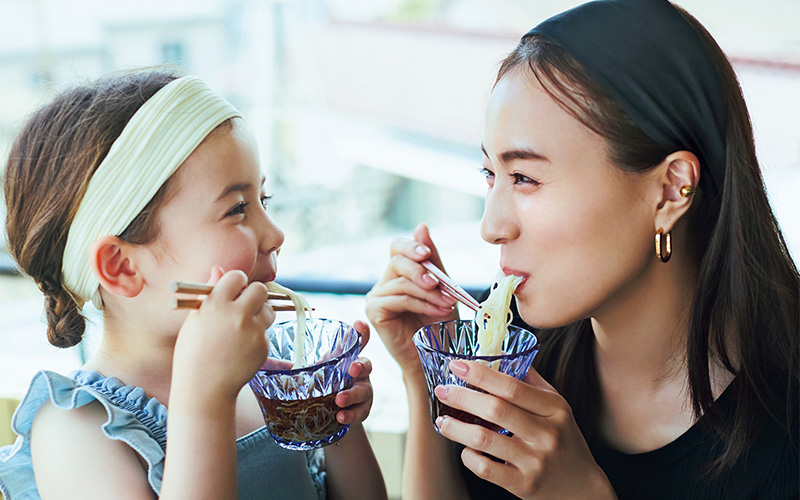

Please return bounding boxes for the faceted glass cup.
[414,319,539,435]
[249,318,361,450]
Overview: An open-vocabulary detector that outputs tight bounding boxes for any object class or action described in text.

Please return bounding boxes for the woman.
[365,0,799,498]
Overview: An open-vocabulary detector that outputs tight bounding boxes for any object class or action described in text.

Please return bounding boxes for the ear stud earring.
[680,185,696,198]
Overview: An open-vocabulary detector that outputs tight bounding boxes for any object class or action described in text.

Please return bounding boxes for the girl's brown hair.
[500,6,799,474]
[3,68,181,348]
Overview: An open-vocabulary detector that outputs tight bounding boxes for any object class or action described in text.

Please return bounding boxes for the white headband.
[62,75,242,309]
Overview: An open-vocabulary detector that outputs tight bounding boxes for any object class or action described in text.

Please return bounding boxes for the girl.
[365,0,799,498]
[0,68,387,500]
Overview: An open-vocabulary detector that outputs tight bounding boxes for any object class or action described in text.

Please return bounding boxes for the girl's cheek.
[216,244,259,274]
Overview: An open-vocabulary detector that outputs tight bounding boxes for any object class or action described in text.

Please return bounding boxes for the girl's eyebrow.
[216,176,267,202]
[481,143,550,164]
[216,182,253,201]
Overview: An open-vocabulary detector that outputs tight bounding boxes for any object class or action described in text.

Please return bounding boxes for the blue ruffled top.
[0,370,325,500]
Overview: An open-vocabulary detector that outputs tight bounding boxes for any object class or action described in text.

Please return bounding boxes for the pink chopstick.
[420,261,481,311]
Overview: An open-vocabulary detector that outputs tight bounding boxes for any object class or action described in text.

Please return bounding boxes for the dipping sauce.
[256,392,342,443]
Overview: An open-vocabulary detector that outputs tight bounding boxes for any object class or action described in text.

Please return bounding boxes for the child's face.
[142,119,284,300]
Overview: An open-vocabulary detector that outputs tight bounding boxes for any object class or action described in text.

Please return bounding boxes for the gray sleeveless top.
[0,370,325,499]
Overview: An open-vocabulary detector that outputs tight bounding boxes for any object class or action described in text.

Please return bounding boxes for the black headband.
[526,0,726,196]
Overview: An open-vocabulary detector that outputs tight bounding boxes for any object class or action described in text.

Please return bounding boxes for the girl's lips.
[254,270,277,284]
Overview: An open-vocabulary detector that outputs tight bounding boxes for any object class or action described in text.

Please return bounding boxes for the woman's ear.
[88,236,144,298]
[653,150,700,233]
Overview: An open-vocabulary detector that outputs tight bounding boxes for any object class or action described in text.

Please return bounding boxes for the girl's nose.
[258,211,285,255]
[480,185,520,245]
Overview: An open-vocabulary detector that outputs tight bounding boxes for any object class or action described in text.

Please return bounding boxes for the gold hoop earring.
[680,185,696,198]
[655,228,671,263]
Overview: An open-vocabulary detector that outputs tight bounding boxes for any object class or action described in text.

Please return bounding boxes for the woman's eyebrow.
[481,143,550,164]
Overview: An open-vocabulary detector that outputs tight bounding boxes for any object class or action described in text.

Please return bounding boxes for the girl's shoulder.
[0,370,167,499]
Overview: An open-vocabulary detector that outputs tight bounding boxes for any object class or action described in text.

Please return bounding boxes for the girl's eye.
[260,195,272,209]
[512,173,540,186]
[226,201,249,217]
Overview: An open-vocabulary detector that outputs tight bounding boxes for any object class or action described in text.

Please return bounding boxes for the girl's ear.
[88,236,144,298]
[652,150,701,233]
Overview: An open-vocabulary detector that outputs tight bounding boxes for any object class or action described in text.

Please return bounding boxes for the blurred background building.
[1,0,799,497]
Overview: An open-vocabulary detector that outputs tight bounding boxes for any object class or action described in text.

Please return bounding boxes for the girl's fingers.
[347,357,373,378]
[206,265,225,286]
[261,358,293,370]
[336,399,372,425]
[335,379,373,408]
[236,281,270,316]
[207,270,249,301]
[353,320,371,350]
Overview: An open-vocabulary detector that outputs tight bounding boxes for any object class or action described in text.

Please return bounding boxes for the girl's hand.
[335,320,374,425]
[433,361,616,500]
[173,267,274,405]
[365,223,458,374]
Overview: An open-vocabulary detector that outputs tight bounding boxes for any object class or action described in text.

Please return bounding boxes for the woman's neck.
[591,256,695,390]
[588,252,701,452]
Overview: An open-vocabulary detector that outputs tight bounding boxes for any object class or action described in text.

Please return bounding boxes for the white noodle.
[476,271,523,358]
[266,282,313,368]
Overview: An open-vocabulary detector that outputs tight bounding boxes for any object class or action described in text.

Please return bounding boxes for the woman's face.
[140,120,284,305]
[481,70,657,328]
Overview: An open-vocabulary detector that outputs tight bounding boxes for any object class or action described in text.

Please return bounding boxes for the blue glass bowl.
[249,318,361,450]
[414,319,539,435]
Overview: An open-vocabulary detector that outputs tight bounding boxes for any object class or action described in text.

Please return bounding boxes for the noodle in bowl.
[414,319,539,434]
[248,318,361,450]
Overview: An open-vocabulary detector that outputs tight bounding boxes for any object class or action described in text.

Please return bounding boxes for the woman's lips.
[501,267,529,291]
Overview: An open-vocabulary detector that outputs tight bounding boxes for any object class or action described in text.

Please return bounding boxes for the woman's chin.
[516,298,582,330]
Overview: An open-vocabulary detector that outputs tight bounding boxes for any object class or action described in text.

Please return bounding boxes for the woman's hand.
[173,267,273,405]
[433,360,616,500]
[365,223,458,374]
[335,320,374,425]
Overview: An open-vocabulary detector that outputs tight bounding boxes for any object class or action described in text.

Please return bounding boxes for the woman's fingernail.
[435,416,446,428]
[415,245,430,257]
[450,360,469,377]
[423,272,439,285]
[434,385,450,400]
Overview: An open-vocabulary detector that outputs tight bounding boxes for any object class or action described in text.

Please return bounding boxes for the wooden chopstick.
[171,281,290,301]
[173,298,303,311]
[420,261,481,311]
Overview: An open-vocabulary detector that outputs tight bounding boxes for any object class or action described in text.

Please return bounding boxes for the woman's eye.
[512,173,540,186]
[260,195,272,209]
[226,202,249,217]
[479,167,495,187]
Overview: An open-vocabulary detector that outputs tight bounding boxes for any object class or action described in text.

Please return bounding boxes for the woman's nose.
[480,185,520,245]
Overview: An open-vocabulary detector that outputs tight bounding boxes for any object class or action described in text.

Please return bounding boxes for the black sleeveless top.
[458,298,799,500]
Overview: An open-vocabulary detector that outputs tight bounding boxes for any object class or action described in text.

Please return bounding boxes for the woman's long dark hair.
[499,6,799,474]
